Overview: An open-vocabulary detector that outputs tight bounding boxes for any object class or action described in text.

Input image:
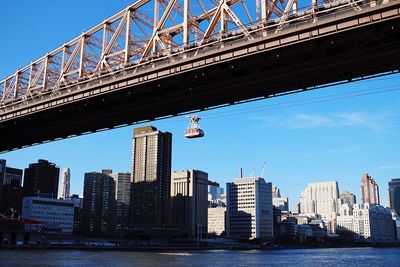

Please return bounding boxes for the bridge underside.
[1,9,400,152]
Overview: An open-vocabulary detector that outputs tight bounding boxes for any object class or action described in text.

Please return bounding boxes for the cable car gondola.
[184,115,205,139]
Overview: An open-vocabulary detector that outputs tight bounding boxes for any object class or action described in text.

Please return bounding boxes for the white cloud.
[335,112,383,131]
[328,146,358,153]
[286,114,334,129]
[252,111,394,132]
[377,165,396,170]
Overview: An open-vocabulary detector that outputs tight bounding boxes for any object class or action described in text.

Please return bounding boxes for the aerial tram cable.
[181,82,400,137]
[203,82,400,120]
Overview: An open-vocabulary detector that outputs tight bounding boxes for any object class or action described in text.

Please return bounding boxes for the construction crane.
[249,166,255,177]
[260,161,267,178]
[184,115,205,139]
[249,161,267,177]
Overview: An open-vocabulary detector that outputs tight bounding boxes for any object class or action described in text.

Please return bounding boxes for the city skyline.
[2,101,399,210]
[1,154,399,208]
[1,1,400,211]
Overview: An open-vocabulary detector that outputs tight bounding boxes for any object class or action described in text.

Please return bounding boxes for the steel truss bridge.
[1,0,400,152]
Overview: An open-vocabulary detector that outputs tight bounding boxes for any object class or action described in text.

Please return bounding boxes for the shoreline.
[1,243,399,252]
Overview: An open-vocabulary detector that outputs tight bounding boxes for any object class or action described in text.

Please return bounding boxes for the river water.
[0,247,399,266]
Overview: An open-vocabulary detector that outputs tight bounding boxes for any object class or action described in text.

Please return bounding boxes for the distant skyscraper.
[171,170,209,238]
[388,178,400,215]
[61,168,71,199]
[208,181,224,200]
[272,185,288,212]
[110,171,131,231]
[130,126,172,229]
[300,181,339,220]
[300,181,340,234]
[23,159,60,199]
[272,185,281,198]
[82,171,116,236]
[226,177,273,240]
[340,190,357,206]
[361,173,380,205]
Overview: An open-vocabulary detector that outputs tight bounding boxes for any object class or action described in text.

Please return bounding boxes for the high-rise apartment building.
[170,170,209,238]
[130,126,172,229]
[226,177,273,240]
[23,159,60,199]
[61,168,71,199]
[388,178,400,215]
[110,171,131,231]
[300,181,339,220]
[361,173,380,205]
[82,171,116,236]
[340,190,357,206]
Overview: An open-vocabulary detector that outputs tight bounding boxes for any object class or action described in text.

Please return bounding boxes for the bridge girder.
[0,0,358,106]
[0,0,400,152]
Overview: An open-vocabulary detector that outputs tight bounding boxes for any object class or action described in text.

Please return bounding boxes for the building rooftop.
[133,126,158,136]
[231,177,264,184]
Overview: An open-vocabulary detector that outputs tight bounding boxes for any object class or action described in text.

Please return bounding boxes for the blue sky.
[1,1,399,210]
